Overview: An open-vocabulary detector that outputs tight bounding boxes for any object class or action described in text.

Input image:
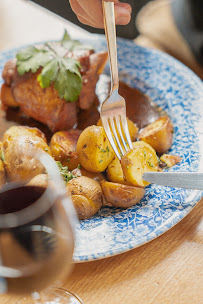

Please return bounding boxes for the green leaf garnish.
[16,47,51,75]
[15,30,92,102]
[61,30,93,51]
[37,59,58,88]
[54,58,82,102]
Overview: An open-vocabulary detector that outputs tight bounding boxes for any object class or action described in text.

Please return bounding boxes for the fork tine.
[115,115,128,153]
[121,116,133,149]
[101,117,121,160]
[109,117,125,157]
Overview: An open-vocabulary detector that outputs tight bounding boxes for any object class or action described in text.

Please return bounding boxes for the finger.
[79,0,132,27]
[76,14,103,28]
[90,1,132,26]
[69,0,103,27]
[114,2,132,25]
[70,0,132,28]
[69,0,92,21]
[78,0,104,26]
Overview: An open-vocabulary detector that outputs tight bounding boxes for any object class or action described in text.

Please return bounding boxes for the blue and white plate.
[0,35,203,262]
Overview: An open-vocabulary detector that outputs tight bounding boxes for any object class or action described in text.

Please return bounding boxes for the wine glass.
[0,150,83,304]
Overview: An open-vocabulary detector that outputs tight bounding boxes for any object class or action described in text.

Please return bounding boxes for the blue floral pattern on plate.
[0,35,202,262]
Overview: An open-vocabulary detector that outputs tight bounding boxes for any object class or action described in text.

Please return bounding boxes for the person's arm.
[69,0,132,28]
[171,0,203,65]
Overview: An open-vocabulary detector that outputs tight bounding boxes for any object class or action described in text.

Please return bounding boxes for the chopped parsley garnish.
[15,30,92,102]
[56,161,76,184]
[0,150,5,162]
[100,146,110,154]
[147,161,155,168]
[157,156,161,165]
[99,159,103,163]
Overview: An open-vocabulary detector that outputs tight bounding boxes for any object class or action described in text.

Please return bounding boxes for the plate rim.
[0,35,203,263]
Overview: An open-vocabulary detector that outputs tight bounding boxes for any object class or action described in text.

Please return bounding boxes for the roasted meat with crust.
[1,50,108,132]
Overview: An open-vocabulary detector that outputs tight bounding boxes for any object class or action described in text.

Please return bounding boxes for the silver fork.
[101,1,133,160]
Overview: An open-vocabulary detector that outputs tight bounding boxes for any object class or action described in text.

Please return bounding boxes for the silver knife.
[142,172,203,190]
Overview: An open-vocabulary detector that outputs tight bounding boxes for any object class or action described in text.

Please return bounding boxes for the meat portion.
[1,50,108,133]
[0,83,18,107]
[2,59,16,86]
[79,52,108,110]
[11,69,78,133]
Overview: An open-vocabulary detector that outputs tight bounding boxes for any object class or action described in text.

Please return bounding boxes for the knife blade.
[142,172,203,190]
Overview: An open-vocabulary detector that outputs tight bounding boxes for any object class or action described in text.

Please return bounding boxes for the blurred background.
[30,0,151,39]
[1,0,202,78]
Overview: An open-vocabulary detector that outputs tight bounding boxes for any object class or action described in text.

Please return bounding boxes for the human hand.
[69,0,132,28]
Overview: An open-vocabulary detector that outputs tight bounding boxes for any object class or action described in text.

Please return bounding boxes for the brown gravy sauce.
[0,77,160,142]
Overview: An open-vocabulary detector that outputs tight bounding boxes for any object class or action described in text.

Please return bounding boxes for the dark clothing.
[171,0,203,65]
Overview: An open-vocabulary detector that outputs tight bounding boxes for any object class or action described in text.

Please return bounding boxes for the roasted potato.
[66,176,103,220]
[72,167,105,182]
[138,116,173,154]
[77,125,114,172]
[101,181,145,208]
[106,157,127,185]
[121,141,159,187]
[50,129,82,171]
[2,126,51,182]
[160,154,182,168]
[106,141,160,186]
[3,126,47,143]
[97,117,138,141]
[27,174,49,188]
[0,141,3,157]
[0,159,6,188]
[0,141,6,187]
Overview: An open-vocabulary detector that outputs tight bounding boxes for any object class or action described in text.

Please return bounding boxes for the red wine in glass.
[0,152,83,304]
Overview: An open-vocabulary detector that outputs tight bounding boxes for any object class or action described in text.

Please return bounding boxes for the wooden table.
[0,1,203,303]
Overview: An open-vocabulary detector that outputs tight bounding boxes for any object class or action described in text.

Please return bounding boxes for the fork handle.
[102,1,119,92]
